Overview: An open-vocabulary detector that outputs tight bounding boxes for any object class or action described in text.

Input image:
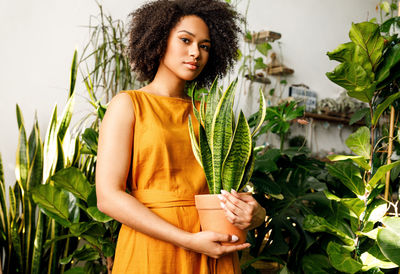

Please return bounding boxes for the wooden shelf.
[304,112,364,125]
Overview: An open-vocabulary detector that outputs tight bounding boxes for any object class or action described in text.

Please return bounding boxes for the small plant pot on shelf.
[195,193,250,245]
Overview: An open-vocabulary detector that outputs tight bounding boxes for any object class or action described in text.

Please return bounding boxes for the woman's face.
[159,15,211,82]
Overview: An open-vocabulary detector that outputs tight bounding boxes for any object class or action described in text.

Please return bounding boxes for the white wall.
[0,0,378,187]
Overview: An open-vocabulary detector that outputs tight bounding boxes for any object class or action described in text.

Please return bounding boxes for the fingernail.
[221,189,228,195]
[231,189,237,194]
[217,194,224,201]
[231,235,238,242]
[220,202,225,209]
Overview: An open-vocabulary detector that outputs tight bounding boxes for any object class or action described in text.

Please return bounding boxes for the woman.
[96,0,266,273]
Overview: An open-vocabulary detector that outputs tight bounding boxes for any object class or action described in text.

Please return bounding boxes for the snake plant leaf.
[368,160,400,190]
[251,88,267,137]
[210,80,237,190]
[43,105,58,183]
[222,111,252,191]
[57,93,75,143]
[188,115,202,167]
[377,217,400,265]
[327,161,365,196]
[55,136,65,172]
[205,79,221,141]
[200,98,206,126]
[69,50,78,97]
[0,153,3,184]
[15,123,29,191]
[327,42,355,63]
[349,22,385,73]
[345,126,370,159]
[376,44,400,84]
[199,124,215,193]
[27,122,43,191]
[31,211,44,274]
[51,167,92,202]
[326,241,363,273]
[31,184,74,227]
[371,91,400,126]
[303,215,355,246]
[190,85,202,124]
[240,148,255,191]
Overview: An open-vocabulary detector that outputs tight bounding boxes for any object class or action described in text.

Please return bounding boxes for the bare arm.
[95,93,249,258]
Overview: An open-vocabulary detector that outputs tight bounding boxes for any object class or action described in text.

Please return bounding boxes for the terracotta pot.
[195,193,249,245]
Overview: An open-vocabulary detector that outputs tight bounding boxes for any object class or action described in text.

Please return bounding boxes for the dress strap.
[133,190,195,208]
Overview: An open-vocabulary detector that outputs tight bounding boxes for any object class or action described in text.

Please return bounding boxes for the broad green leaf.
[327,42,355,63]
[82,128,98,155]
[376,44,400,84]
[327,154,370,171]
[371,92,400,126]
[349,107,369,125]
[377,217,400,265]
[326,62,373,102]
[70,244,100,261]
[86,207,113,222]
[64,268,86,274]
[326,241,363,273]
[222,111,251,191]
[31,184,73,227]
[51,167,92,202]
[365,199,387,223]
[323,191,366,219]
[301,254,333,274]
[357,228,379,240]
[256,42,271,57]
[368,160,400,189]
[327,161,365,196]
[303,215,354,246]
[239,149,255,190]
[349,22,384,72]
[254,57,267,70]
[345,126,370,159]
[360,244,398,270]
[205,79,220,141]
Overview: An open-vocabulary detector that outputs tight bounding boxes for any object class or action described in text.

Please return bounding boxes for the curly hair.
[127,0,242,87]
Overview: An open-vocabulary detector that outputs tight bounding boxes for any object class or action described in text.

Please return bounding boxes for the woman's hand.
[184,231,250,259]
[218,189,266,231]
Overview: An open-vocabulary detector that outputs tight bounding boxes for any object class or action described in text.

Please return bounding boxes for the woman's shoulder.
[103,92,135,123]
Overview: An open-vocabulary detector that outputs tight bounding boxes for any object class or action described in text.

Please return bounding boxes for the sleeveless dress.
[112,90,241,274]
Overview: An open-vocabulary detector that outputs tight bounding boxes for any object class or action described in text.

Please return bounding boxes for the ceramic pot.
[194,193,249,245]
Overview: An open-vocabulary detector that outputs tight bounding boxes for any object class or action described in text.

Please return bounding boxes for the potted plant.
[187,79,266,244]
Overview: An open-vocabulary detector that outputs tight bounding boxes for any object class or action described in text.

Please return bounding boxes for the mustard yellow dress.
[112,90,241,274]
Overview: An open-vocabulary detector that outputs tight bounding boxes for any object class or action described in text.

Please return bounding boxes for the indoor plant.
[188,79,266,244]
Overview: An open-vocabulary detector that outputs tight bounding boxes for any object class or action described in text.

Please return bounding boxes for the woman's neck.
[141,70,188,99]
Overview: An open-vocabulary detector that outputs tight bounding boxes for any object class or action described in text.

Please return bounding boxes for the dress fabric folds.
[112,90,241,274]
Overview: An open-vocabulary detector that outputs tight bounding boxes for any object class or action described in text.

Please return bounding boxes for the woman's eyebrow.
[178,30,211,43]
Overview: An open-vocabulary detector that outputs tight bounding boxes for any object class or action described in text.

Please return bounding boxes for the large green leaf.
[27,120,43,191]
[82,128,98,155]
[377,217,400,266]
[349,22,384,73]
[301,254,333,274]
[364,199,387,223]
[15,124,29,191]
[368,160,400,189]
[360,244,398,270]
[205,79,220,141]
[345,126,370,159]
[371,91,400,126]
[31,211,44,274]
[51,167,92,202]
[327,161,365,196]
[188,115,202,167]
[327,42,355,63]
[31,184,74,227]
[303,215,354,246]
[324,191,366,218]
[256,42,271,57]
[327,154,370,171]
[222,111,252,191]
[210,80,237,192]
[326,241,362,273]
[375,43,400,84]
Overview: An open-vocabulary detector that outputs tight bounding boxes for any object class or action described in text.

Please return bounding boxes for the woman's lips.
[184,62,199,70]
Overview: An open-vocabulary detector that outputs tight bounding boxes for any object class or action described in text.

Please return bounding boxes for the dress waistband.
[133,190,196,208]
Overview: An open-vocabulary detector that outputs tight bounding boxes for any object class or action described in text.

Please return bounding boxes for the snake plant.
[188,79,266,194]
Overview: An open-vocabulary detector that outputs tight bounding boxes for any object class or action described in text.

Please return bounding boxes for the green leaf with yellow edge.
[326,241,363,273]
[188,115,202,167]
[345,126,370,159]
[360,244,398,271]
[377,217,400,265]
[323,191,365,218]
[222,111,251,191]
[371,91,400,126]
[199,124,214,193]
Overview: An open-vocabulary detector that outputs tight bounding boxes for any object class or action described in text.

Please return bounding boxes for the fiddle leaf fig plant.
[188,79,266,194]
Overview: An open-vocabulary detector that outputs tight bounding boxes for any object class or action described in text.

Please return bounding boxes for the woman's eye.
[181,38,190,43]
[200,44,210,51]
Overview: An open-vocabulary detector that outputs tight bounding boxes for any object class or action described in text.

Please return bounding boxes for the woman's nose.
[189,44,200,59]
